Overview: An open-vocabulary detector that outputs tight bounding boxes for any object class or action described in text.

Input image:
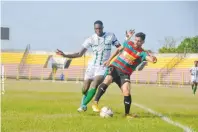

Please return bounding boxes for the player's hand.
[103,60,110,66]
[126,29,135,40]
[152,56,157,63]
[56,49,65,56]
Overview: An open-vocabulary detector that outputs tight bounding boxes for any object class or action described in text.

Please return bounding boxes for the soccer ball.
[100,106,113,118]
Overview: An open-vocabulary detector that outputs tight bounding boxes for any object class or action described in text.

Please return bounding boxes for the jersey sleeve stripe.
[112,39,118,44]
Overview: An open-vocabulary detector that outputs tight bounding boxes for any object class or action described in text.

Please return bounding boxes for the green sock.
[83,88,97,106]
[191,85,194,90]
[81,88,87,107]
[81,95,87,107]
[193,85,197,94]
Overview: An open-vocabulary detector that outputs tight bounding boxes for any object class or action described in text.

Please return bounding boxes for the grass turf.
[1,80,198,132]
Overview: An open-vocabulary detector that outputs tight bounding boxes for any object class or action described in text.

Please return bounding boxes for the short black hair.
[135,32,146,41]
[94,20,103,26]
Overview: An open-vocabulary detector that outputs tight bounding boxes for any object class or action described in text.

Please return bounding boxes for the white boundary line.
[133,103,195,132]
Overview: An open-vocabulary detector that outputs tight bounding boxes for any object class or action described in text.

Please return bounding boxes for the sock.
[193,85,197,94]
[81,94,87,108]
[191,85,194,90]
[83,88,97,106]
[94,83,108,102]
[80,87,87,108]
[124,95,132,115]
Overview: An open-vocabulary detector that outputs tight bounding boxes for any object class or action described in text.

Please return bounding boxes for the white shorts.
[84,65,107,80]
[191,76,198,83]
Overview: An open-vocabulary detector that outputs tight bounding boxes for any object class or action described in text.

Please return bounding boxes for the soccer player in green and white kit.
[56,20,126,112]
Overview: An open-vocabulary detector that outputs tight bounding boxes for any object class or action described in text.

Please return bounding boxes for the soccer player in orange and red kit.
[92,31,157,118]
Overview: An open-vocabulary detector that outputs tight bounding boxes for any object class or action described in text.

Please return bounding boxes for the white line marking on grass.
[133,103,194,132]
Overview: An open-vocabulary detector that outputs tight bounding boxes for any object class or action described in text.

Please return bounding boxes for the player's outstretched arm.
[103,46,123,66]
[103,29,135,66]
[56,48,87,58]
[146,56,157,64]
[137,50,153,71]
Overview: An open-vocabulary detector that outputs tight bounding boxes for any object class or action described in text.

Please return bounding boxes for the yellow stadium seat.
[1,52,196,70]
[1,52,23,64]
[174,58,196,68]
[70,56,92,66]
[26,54,49,65]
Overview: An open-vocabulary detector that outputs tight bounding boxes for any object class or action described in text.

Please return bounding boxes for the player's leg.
[78,65,94,112]
[93,66,116,104]
[94,75,113,103]
[118,71,137,118]
[92,66,119,112]
[92,75,113,112]
[82,75,104,106]
[82,80,92,94]
[92,67,122,112]
[81,79,92,104]
[77,79,92,112]
[191,76,195,90]
[193,82,197,95]
[121,82,137,118]
[81,66,106,106]
[191,83,194,90]
[191,75,197,95]
[121,82,133,117]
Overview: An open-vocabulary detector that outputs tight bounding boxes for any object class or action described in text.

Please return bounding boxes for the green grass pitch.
[1,80,198,132]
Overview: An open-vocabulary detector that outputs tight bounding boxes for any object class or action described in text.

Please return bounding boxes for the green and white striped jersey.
[82,32,120,66]
[191,66,198,78]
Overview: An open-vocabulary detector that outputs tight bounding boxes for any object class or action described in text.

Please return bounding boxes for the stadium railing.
[157,53,186,83]
[18,44,30,77]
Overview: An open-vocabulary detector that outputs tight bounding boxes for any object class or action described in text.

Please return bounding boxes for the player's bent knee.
[91,76,104,88]
[122,82,131,96]
[82,80,92,93]
[103,75,113,85]
[91,82,101,89]
[123,90,130,96]
[82,84,90,94]
[82,88,88,94]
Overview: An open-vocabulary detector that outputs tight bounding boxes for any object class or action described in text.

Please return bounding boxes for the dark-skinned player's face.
[134,37,144,48]
[94,24,103,36]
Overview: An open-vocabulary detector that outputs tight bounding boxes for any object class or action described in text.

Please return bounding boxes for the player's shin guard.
[124,95,131,115]
[83,88,96,105]
[94,83,108,102]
